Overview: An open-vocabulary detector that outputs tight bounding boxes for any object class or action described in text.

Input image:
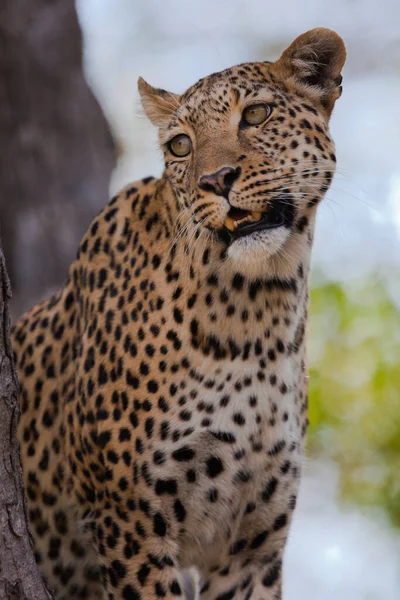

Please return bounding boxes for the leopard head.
[138,28,346,272]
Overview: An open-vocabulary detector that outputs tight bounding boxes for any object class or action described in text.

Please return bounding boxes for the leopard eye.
[242,103,271,126]
[168,134,192,157]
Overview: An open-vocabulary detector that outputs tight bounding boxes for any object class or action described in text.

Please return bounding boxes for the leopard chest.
[146,358,305,568]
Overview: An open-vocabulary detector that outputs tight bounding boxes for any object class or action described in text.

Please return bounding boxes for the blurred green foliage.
[308,275,400,526]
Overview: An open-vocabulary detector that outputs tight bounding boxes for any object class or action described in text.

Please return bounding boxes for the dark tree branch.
[0,0,115,319]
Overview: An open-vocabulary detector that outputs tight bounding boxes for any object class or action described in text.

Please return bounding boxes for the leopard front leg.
[198,503,291,600]
[92,504,187,600]
[199,554,283,600]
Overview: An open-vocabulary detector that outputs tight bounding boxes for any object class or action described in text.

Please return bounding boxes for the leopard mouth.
[218,195,294,243]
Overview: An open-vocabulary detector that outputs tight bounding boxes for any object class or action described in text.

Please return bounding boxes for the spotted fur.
[13,28,346,600]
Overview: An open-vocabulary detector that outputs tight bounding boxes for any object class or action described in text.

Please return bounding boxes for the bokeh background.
[1,0,400,597]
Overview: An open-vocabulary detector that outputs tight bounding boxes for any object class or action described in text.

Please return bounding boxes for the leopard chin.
[225,226,292,270]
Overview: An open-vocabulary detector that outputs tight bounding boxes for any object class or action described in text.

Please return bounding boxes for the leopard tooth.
[251,211,262,222]
[224,217,237,231]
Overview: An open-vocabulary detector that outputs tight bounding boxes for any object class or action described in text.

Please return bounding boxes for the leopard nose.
[198,166,241,199]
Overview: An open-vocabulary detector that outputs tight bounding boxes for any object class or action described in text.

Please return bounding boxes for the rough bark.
[0,242,54,599]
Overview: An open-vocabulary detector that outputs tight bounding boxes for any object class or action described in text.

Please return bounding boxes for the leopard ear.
[273,28,346,115]
[138,77,181,127]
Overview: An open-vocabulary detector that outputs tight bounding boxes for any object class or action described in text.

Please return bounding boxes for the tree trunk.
[0,0,115,319]
[0,242,54,599]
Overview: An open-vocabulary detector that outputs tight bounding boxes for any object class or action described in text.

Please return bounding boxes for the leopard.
[12,28,346,600]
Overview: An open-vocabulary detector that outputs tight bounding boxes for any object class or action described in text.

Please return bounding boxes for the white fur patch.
[226,226,291,277]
